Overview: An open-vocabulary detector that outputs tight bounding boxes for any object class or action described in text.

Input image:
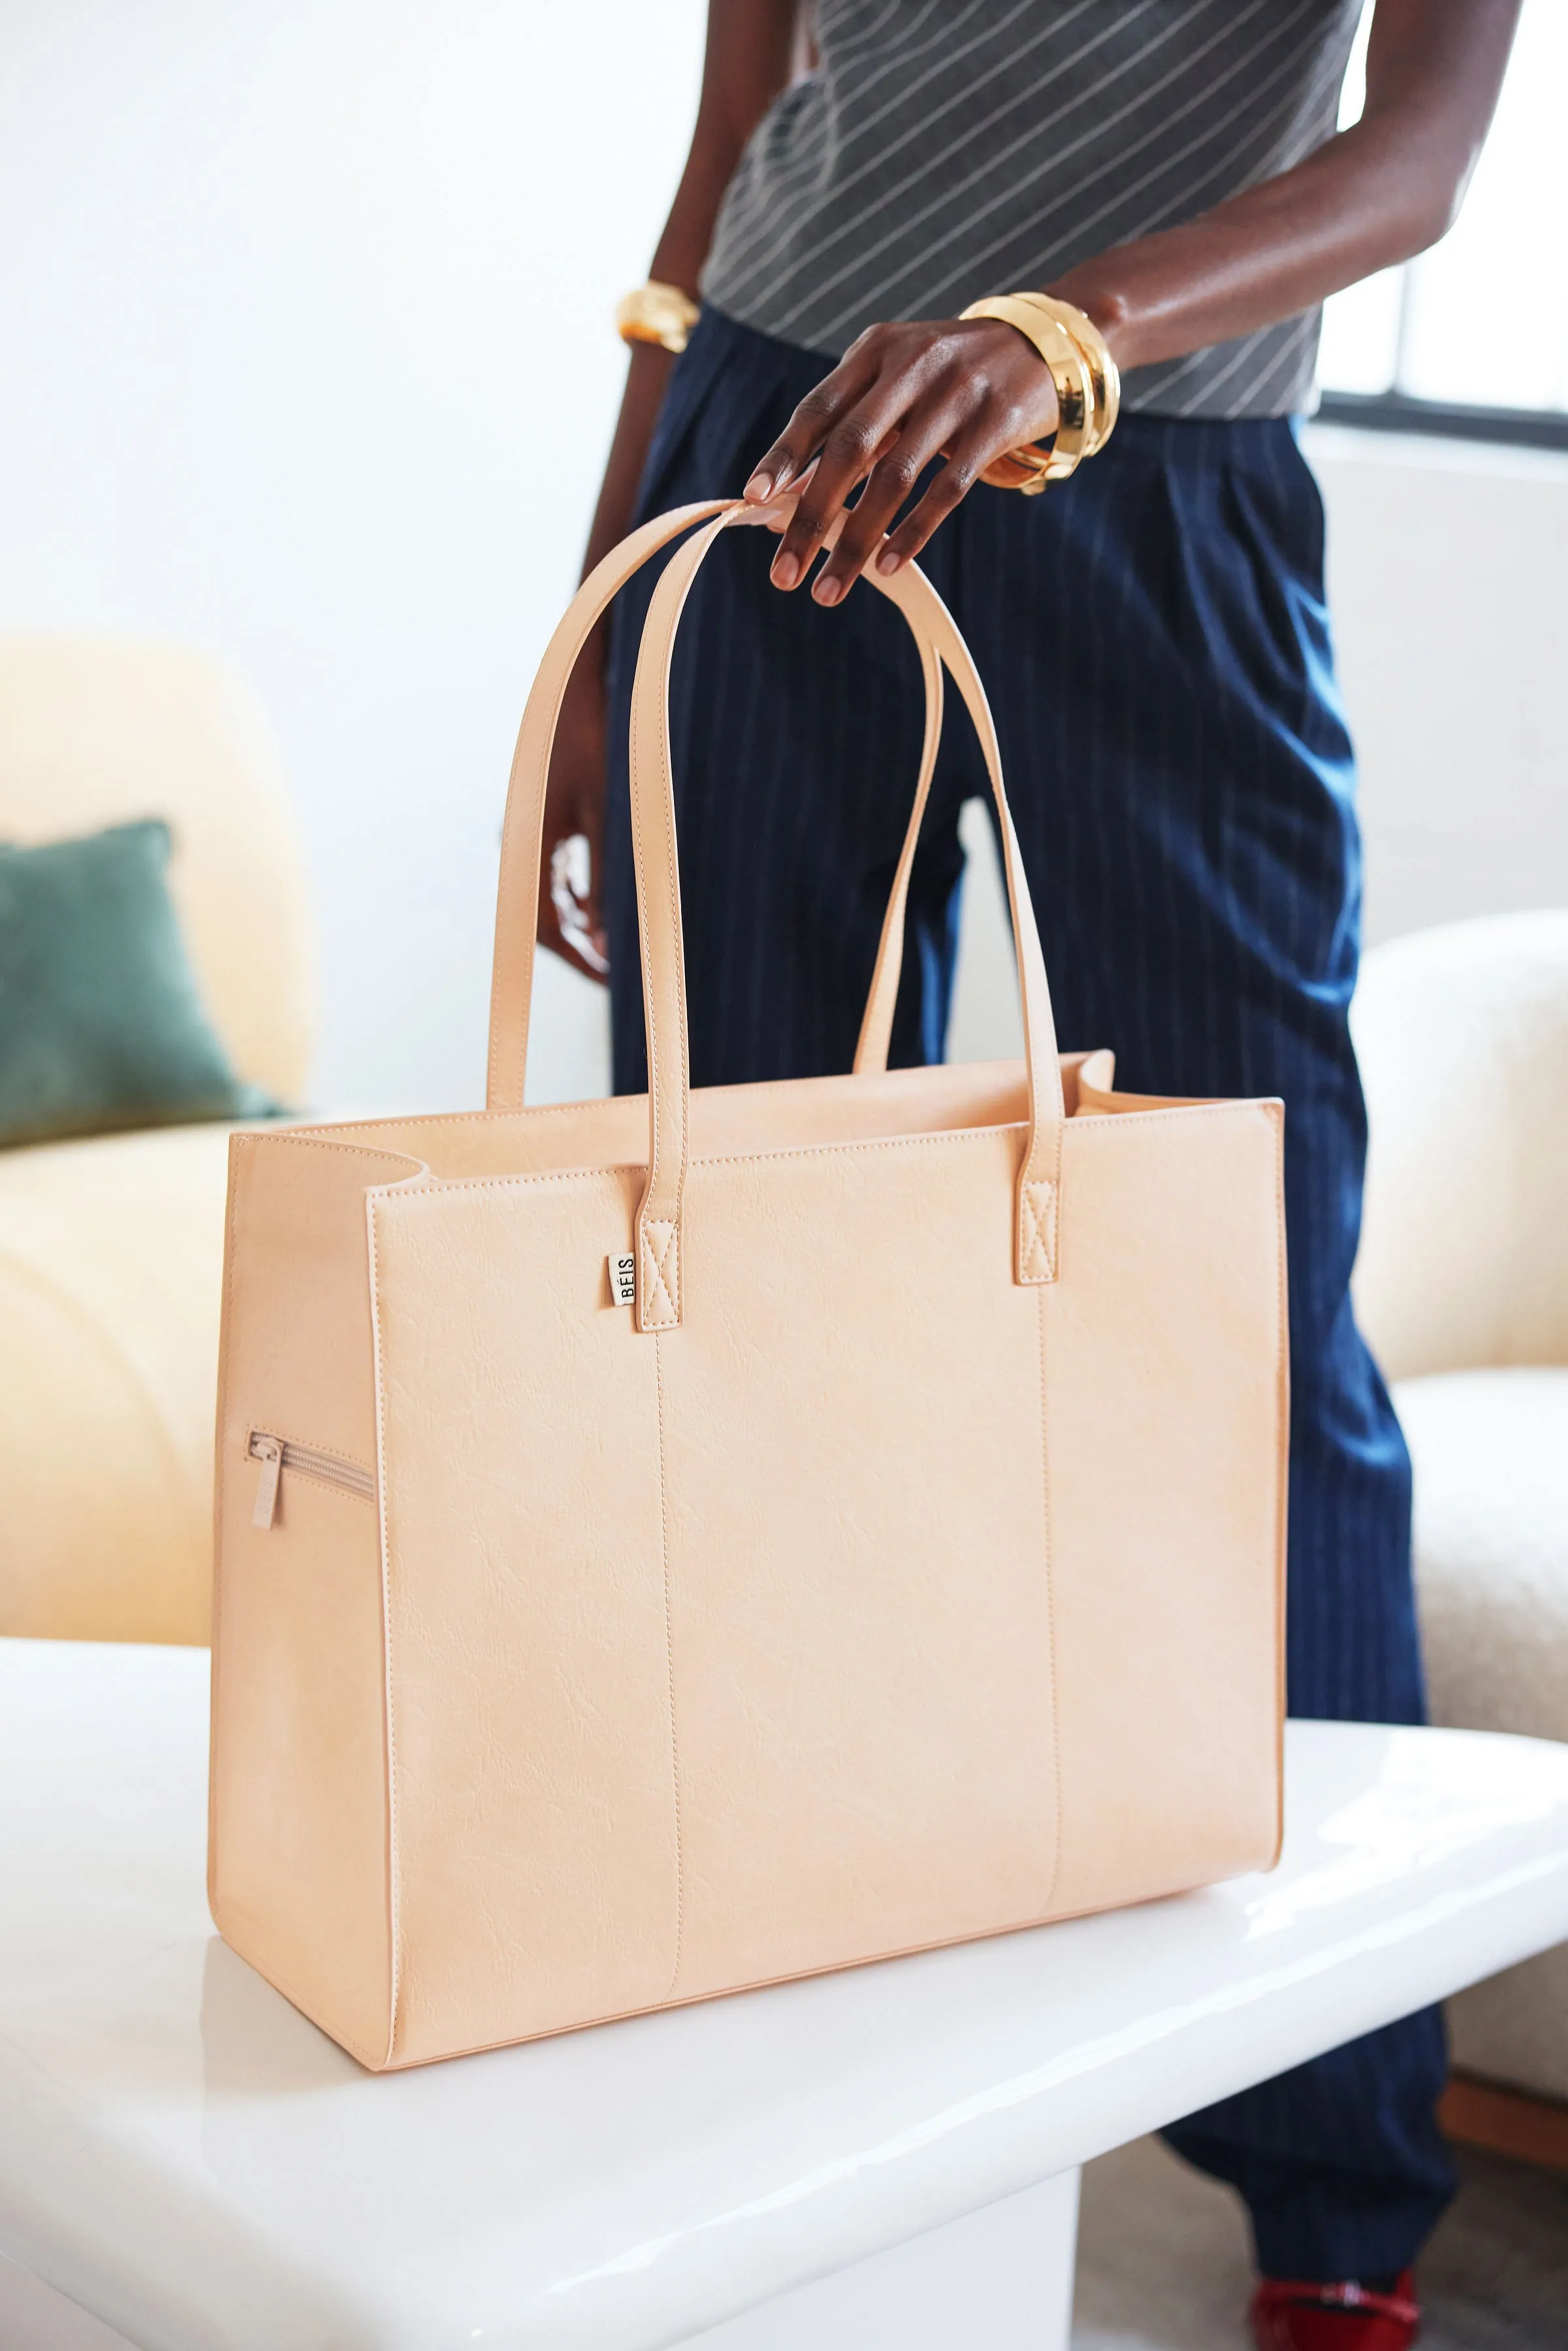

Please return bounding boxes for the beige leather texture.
[210,502,1287,2070]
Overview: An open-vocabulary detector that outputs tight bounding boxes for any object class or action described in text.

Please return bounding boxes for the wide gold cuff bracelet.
[616,281,701,355]
[960,293,1121,495]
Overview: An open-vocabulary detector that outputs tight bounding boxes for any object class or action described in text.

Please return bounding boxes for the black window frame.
[1313,390,1568,451]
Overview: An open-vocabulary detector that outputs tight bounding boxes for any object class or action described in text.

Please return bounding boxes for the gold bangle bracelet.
[615,281,701,355]
[960,295,1095,492]
[1006,299,1098,472]
[959,292,1120,493]
[1025,292,1121,455]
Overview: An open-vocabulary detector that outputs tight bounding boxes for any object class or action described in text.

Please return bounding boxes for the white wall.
[1310,428,1568,948]
[0,0,707,1112]
[3,3,1565,1102]
[950,430,1568,1064]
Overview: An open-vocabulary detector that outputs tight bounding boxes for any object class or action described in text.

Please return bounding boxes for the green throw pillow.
[0,818,281,1148]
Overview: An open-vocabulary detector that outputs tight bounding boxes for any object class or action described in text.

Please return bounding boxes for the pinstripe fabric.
[602,305,1456,2277]
[700,0,1364,419]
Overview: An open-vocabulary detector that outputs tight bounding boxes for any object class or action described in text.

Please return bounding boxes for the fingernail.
[813,573,842,607]
[875,547,901,574]
[744,472,773,502]
[771,552,800,588]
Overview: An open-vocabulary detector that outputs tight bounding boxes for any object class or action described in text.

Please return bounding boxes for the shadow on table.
[200,1936,360,2097]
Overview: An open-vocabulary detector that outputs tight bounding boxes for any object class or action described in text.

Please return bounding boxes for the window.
[1316,0,1568,445]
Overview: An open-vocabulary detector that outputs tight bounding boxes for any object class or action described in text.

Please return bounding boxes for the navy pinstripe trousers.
[603,306,1456,2280]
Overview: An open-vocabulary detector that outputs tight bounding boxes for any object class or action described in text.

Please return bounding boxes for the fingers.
[539,665,609,977]
[539,922,610,986]
[763,385,927,591]
[579,797,608,974]
[743,345,879,508]
[808,400,970,602]
[536,882,608,985]
[743,320,1057,600]
[538,831,609,983]
[870,420,999,575]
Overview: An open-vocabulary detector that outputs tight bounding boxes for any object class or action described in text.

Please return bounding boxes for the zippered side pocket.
[248,1431,376,1531]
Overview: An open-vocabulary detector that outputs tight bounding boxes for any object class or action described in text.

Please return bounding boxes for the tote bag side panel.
[369,1166,682,2066]
[1044,1101,1288,1918]
[210,1131,410,2070]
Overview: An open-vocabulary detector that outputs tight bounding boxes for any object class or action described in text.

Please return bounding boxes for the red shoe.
[1251,2271,1420,2350]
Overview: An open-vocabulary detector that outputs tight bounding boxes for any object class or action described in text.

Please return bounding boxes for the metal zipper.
[248,1430,376,1531]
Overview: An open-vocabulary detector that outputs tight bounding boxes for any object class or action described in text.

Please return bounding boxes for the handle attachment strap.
[625,507,1064,1326]
[484,500,1066,1330]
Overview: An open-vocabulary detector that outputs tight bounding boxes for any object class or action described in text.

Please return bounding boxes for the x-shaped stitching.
[1019,1179,1055,1282]
[641,1218,679,1326]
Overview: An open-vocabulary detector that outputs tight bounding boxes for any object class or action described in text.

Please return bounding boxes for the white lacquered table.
[2,1643,1567,2351]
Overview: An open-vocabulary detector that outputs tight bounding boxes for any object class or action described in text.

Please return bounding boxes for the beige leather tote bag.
[210,498,1287,2073]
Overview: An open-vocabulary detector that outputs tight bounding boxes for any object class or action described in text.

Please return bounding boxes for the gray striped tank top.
[701,0,1363,419]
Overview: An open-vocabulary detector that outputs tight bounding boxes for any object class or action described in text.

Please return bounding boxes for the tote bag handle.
[486,500,1065,1330]
[485,498,940,1106]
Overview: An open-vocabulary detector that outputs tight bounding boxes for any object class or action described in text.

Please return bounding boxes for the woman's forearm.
[579,345,680,589]
[540,3,800,974]
[1051,0,1522,371]
[577,0,801,590]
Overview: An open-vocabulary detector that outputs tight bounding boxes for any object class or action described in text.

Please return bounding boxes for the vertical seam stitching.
[655,1332,685,1997]
[1037,1279,1063,1917]
[367,1199,402,2067]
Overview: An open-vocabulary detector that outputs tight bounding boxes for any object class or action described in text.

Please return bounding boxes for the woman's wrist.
[960,293,1120,492]
[1036,273,1139,370]
[616,281,701,355]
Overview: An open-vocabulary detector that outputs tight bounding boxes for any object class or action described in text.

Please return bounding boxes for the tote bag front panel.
[367,1094,1283,2066]
[368,1122,1057,2064]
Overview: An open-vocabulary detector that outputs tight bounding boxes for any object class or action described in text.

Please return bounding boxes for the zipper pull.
[249,1433,283,1531]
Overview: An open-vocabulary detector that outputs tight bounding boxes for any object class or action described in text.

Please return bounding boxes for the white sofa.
[1353,910,1568,2103]
[0,638,312,1644]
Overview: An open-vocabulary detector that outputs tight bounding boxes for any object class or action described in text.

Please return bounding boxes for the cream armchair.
[0,638,312,1644]
[1352,910,1568,2104]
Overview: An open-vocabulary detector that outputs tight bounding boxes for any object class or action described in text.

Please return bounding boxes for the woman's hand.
[743,316,1058,603]
[536,637,611,982]
[735,0,1525,627]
